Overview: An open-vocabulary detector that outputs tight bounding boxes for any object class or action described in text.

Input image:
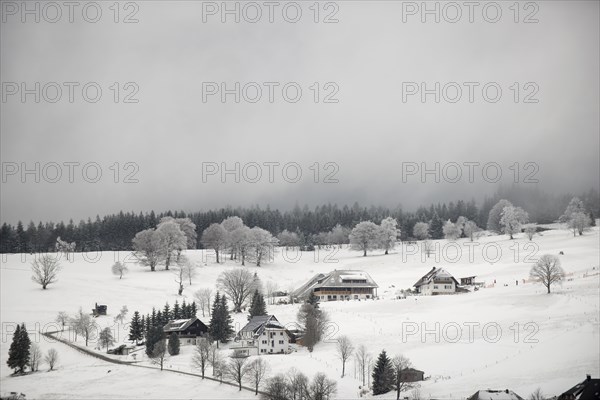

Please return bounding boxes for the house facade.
[233,315,291,357]
[293,270,378,302]
[163,317,208,345]
[414,267,459,295]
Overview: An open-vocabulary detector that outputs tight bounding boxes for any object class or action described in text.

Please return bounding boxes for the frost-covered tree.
[173,257,187,295]
[349,221,381,256]
[201,223,228,263]
[31,254,62,289]
[487,199,513,233]
[217,269,258,312]
[412,222,429,241]
[500,206,529,239]
[355,344,371,387]
[231,225,251,266]
[160,216,197,260]
[72,308,97,347]
[111,261,128,279]
[379,217,399,255]
[114,305,129,324]
[247,227,279,267]
[55,311,69,331]
[277,229,301,249]
[524,224,537,241]
[44,348,58,371]
[328,224,351,247]
[336,335,354,378]
[157,220,187,270]
[55,237,76,261]
[28,343,42,372]
[530,254,565,294]
[221,216,245,259]
[98,327,115,352]
[569,211,592,237]
[132,229,164,271]
[442,221,460,241]
[462,220,480,241]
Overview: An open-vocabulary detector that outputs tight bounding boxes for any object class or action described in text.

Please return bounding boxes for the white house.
[233,315,291,357]
[293,270,379,302]
[414,267,459,295]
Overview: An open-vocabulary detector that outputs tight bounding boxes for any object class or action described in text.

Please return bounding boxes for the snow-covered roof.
[467,390,524,400]
[414,267,459,287]
[163,317,205,333]
[293,270,378,298]
[237,315,287,339]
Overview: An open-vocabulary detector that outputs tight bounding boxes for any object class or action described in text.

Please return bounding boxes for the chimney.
[587,374,591,381]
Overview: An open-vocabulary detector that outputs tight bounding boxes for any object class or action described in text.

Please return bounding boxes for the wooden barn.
[163,317,208,345]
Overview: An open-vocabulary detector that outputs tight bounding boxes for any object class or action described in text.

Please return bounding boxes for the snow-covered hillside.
[1,226,598,399]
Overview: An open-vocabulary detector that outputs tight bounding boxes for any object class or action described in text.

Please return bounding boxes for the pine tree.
[156,311,163,327]
[372,350,393,395]
[145,314,151,338]
[145,326,164,357]
[590,211,596,226]
[181,300,188,318]
[208,292,234,347]
[140,315,146,341]
[163,303,171,322]
[248,290,267,319]
[173,300,181,319]
[220,295,234,342]
[429,212,444,239]
[129,311,143,345]
[190,301,197,318]
[7,324,24,373]
[151,308,157,327]
[167,332,180,355]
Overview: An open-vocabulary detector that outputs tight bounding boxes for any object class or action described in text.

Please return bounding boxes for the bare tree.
[173,260,186,296]
[529,388,545,400]
[44,348,59,371]
[72,308,97,346]
[55,311,69,331]
[530,254,565,294]
[217,268,258,312]
[29,343,42,372]
[336,335,354,378]
[31,254,62,289]
[265,281,279,305]
[112,261,128,279]
[194,288,213,317]
[287,368,309,400]
[191,337,211,379]
[422,241,435,259]
[354,344,371,387]
[150,340,167,371]
[208,345,224,381]
[264,374,292,400]
[524,225,537,241]
[308,372,337,400]
[391,355,414,399]
[182,258,197,285]
[245,358,269,395]
[225,356,249,391]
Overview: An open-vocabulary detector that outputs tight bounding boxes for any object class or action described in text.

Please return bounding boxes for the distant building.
[467,389,524,400]
[293,270,378,301]
[92,303,107,316]
[401,367,424,382]
[558,374,600,400]
[414,267,459,295]
[163,317,208,345]
[460,276,477,285]
[233,315,292,357]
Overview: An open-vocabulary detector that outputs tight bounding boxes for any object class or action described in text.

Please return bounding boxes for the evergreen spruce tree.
[145,326,164,357]
[429,212,444,239]
[145,314,151,338]
[156,311,163,327]
[173,300,181,319]
[248,290,267,319]
[140,315,146,341]
[372,350,393,395]
[129,311,143,345]
[181,300,188,318]
[7,324,24,373]
[167,332,180,355]
[208,292,222,347]
[220,295,234,342]
[590,211,596,226]
[151,308,157,327]
[190,301,197,318]
[163,303,171,322]
[18,324,31,373]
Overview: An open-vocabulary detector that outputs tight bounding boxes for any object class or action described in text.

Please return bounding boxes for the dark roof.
[467,390,524,400]
[293,270,378,298]
[238,315,286,339]
[559,375,600,400]
[414,267,459,288]
[163,317,204,333]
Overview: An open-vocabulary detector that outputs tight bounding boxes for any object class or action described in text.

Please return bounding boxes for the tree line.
[2,186,598,254]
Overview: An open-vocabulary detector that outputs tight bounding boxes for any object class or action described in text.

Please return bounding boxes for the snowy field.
[1,225,599,399]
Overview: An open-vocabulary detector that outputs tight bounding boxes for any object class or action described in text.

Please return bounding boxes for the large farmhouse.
[414,267,459,295]
[293,270,378,302]
[163,317,208,345]
[233,315,292,357]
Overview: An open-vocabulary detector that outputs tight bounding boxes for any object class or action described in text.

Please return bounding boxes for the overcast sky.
[1,0,599,224]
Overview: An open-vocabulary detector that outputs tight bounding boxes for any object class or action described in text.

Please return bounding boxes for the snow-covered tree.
[349,221,381,256]
[55,237,76,261]
[336,335,354,378]
[462,220,480,241]
[500,206,529,239]
[355,344,372,387]
[72,309,97,347]
[277,229,301,249]
[55,311,69,331]
[524,224,537,241]
[44,348,58,371]
[487,199,513,233]
[412,222,429,240]
[132,229,164,272]
[569,211,592,237]
[111,261,128,279]
[98,327,115,352]
[247,227,279,267]
[150,340,167,371]
[230,225,251,266]
[31,254,62,289]
[157,220,187,270]
[379,217,399,255]
[201,223,228,263]
[530,254,565,294]
[194,288,213,317]
[114,305,129,324]
[221,216,245,259]
[442,221,460,241]
[328,224,351,247]
[29,343,42,372]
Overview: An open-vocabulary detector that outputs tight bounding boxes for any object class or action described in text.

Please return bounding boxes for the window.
[434,285,438,289]
[279,340,284,344]
[262,340,267,344]
[280,332,283,335]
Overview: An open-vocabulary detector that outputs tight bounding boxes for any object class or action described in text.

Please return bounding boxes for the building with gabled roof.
[467,389,524,400]
[558,374,600,400]
[233,315,291,357]
[414,267,460,295]
[162,317,208,345]
[293,270,378,301]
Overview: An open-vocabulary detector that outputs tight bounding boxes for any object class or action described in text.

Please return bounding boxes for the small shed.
[92,303,107,316]
[461,276,477,285]
[401,367,424,382]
